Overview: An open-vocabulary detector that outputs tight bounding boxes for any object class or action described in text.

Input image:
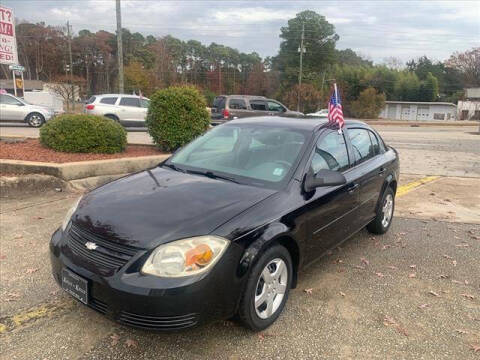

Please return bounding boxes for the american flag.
[328,84,345,129]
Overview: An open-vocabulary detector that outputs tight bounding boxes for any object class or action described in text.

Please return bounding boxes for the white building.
[457,88,480,120]
[379,101,457,121]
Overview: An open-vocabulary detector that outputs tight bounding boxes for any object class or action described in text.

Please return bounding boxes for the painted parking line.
[0,298,75,334]
[396,176,440,198]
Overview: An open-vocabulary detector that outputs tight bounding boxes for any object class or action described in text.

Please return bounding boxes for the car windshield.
[167,124,310,188]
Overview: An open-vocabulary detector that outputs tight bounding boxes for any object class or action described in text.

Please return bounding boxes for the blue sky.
[5,0,480,64]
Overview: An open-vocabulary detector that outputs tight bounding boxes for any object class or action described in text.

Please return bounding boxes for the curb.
[0,155,170,181]
[0,174,68,198]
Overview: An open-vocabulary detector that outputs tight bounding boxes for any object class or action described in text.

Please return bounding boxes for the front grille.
[89,298,108,314]
[67,223,138,271]
[118,311,198,330]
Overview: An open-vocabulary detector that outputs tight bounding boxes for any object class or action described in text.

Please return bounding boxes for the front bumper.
[50,228,245,330]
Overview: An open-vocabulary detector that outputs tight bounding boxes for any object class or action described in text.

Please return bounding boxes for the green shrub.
[146,86,210,151]
[351,87,386,119]
[40,114,127,153]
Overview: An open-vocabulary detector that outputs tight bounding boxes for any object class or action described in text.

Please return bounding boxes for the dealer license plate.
[61,268,88,305]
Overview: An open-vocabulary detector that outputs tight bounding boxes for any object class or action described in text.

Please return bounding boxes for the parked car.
[84,94,150,126]
[210,95,304,125]
[0,93,55,127]
[50,117,399,331]
[306,109,329,118]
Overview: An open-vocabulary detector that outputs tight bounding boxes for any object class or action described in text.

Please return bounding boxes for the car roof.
[217,95,267,99]
[93,94,145,98]
[226,117,370,131]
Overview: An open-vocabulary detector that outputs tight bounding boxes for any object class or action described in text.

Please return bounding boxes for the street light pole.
[297,22,305,112]
[67,20,74,111]
[116,0,124,94]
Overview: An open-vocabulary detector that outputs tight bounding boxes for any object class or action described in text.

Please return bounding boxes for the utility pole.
[116,0,124,94]
[297,22,305,112]
[67,21,74,111]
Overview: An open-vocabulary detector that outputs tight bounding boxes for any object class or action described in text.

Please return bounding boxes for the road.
[1,124,480,359]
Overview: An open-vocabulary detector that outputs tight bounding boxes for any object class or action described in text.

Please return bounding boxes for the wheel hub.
[254,258,288,319]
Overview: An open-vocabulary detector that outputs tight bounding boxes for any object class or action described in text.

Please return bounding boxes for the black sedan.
[50,117,399,331]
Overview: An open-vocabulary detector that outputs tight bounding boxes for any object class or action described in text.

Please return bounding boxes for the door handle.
[347,183,359,193]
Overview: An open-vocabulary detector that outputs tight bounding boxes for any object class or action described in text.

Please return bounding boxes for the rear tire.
[237,244,292,331]
[104,114,119,122]
[367,187,395,234]
[26,112,45,127]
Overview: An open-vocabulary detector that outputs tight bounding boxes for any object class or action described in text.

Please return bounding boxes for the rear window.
[119,97,140,107]
[228,98,247,110]
[213,97,226,111]
[86,96,96,104]
[100,97,118,105]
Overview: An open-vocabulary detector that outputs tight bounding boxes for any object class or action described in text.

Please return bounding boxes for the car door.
[345,127,386,227]
[227,98,253,119]
[248,99,269,117]
[266,100,287,117]
[303,130,359,263]
[0,94,25,121]
[118,97,144,123]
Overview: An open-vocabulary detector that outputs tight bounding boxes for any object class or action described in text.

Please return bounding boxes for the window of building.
[228,98,247,110]
[100,97,118,105]
[433,113,445,120]
[473,110,480,120]
[311,131,350,173]
[119,97,140,107]
[461,110,469,120]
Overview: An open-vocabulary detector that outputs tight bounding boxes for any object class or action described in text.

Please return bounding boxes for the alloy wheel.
[254,258,288,319]
[29,114,43,127]
[381,193,394,228]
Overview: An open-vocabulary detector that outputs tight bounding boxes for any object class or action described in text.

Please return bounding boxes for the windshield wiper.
[186,169,239,184]
[162,163,185,173]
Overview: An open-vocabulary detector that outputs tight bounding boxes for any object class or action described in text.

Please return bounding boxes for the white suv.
[85,94,150,126]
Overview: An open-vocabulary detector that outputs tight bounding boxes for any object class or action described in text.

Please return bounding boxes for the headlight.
[141,236,229,277]
[62,197,82,231]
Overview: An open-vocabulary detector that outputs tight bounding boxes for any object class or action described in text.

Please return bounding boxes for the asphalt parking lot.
[1,124,479,359]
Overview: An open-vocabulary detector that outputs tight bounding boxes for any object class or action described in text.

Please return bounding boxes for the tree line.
[3,10,478,116]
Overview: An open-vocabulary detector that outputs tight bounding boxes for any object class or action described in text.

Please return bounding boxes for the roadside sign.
[15,78,22,88]
[9,64,25,72]
[0,5,18,65]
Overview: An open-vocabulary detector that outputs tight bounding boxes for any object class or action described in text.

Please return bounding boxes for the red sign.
[0,6,17,65]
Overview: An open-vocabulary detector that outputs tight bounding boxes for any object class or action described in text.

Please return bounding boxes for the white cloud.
[213,8,295,23]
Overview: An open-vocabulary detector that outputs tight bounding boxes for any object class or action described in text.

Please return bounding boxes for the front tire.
[26,112,45,127]
[237,244,292,331]
[367,187,395,234]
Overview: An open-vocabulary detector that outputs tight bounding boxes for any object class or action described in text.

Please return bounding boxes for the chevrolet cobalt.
[50,117,399,331]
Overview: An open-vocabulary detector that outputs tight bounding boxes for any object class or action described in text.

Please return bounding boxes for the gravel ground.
[0,139,162,163]
[0,191,479,360]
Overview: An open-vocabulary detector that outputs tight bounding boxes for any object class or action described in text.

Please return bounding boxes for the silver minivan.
[85,94,150,126]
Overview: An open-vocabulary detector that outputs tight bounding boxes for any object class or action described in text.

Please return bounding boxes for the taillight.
[223,109,229,119]
[86,104,95,110]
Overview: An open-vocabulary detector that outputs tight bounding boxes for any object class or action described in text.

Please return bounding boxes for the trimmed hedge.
[40,114,127,154]
[146,86,210,151]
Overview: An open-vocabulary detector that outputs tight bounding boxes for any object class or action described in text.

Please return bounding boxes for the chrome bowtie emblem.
[85,241,98,251]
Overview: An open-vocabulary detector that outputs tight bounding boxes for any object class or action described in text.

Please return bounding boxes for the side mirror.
[304,169,346,192]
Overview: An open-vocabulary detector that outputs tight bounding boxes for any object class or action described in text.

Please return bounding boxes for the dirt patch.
[396,177,480,224]
[0,138,164,163]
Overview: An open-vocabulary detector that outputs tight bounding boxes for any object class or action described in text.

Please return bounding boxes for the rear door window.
[249,100,268,111]
[348,128,375,165]
[86,96,96,104]
[1,94,22,105]
[100,97,118,105]
[228,98,247,110]
[119,97,140,107]
[140,99,150,108]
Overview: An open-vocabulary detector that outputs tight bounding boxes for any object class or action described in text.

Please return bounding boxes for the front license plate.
[61,268,88,304]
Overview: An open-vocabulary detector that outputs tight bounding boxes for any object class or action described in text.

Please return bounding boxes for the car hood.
[72,167,276,249]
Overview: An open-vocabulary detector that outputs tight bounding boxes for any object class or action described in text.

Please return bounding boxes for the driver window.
[311,132,350,173]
